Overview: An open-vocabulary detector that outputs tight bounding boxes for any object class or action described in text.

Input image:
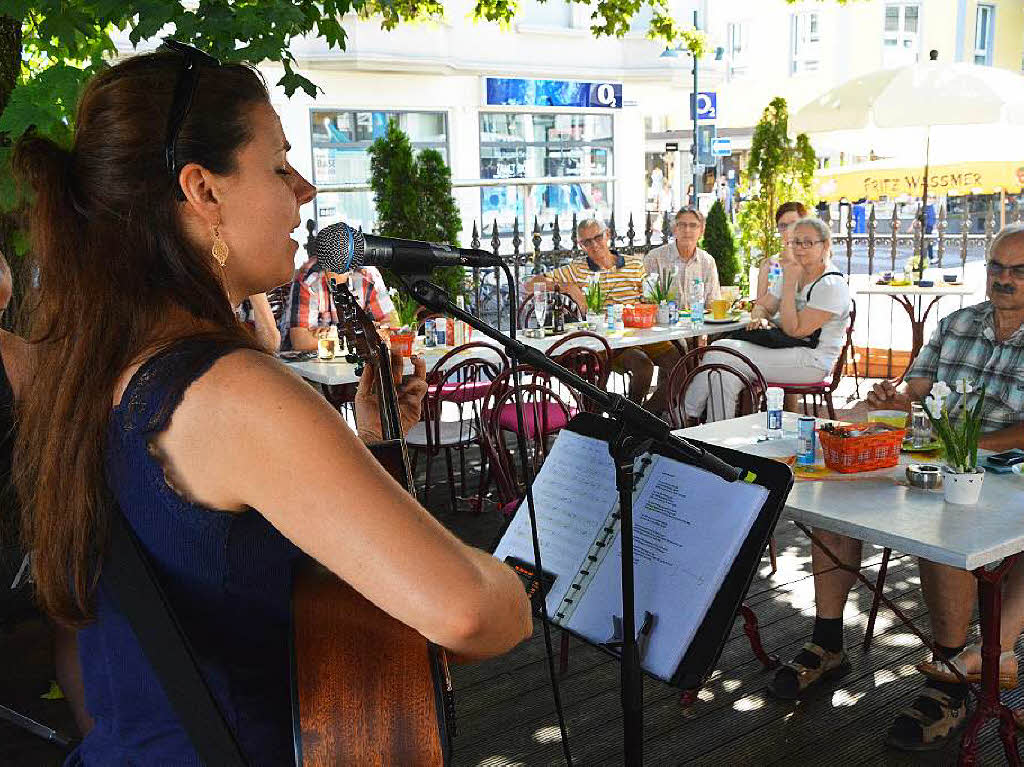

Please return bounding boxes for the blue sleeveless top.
[68,339,304,766]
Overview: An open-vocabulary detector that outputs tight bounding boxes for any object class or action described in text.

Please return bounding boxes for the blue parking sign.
[689,92,717,121]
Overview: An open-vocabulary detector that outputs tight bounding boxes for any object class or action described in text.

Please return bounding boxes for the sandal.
[917,643,1018,690]
[767,642,851,700]
[886,687,968,751]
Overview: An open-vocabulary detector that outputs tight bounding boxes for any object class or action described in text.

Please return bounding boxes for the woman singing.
[13,44,531,765]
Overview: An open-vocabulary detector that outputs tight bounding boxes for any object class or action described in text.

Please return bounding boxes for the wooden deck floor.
[439,510,1021,767]
[4,449,1022,766]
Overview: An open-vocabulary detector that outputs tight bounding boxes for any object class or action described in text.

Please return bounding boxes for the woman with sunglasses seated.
[683,217,850,421]
[12,45,531,766]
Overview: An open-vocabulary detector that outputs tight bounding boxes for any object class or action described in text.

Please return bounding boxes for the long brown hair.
[12,52,268,625]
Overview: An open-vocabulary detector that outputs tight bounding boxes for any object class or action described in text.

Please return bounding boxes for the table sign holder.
[407,277,793,765]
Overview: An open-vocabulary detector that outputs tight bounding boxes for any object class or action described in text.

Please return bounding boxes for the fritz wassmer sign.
[815,161,1024,201]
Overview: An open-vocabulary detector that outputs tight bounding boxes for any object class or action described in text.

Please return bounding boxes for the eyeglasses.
[579,232,606,249]
[986,260,1024,279]
[159,38,221,201]
[674,222,702,231]
[791,238,825,250]
[776,222,794,233]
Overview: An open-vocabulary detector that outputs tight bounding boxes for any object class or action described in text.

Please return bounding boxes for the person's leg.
[701,341,828,421]
[887,559,976,750]
[919,557,1024,681]
[920,559,976,651]
[642,342,682,414]
[610,348,653,403]
[770,529,862,699]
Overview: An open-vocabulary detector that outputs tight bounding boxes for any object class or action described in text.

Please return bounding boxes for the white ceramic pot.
[656,302,672,325]
[942,466,986,505]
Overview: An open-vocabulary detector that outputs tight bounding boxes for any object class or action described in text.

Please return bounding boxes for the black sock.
[925,643,968,702]
[811,616,844,654]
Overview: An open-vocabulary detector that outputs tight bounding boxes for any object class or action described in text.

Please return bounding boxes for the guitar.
[291,281,455,766]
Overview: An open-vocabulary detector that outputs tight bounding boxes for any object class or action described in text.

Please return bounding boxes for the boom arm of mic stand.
[406,278,744,483]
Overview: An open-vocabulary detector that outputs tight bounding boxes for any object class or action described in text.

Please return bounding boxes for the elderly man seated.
[770,223,1024,752]
[643,207,721,307]
[528,217,672,407]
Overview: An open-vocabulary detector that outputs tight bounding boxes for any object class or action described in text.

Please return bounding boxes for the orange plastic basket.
[622,304,657,328]
[818,422,906,473]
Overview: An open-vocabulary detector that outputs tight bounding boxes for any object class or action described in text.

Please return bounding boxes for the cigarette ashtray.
[906,463,943,489]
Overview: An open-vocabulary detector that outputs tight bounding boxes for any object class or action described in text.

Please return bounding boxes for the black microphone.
[313,222,504,274]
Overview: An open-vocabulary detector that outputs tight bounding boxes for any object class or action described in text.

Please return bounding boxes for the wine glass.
[533,285,548,330]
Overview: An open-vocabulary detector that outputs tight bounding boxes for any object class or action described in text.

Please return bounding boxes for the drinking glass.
[533,285,548,330]
[911,403,931,448]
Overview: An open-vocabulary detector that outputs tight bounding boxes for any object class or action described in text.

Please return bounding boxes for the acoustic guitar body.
[291,440,454,767]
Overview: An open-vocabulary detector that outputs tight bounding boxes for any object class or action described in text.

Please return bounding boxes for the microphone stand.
[405,278,744,767]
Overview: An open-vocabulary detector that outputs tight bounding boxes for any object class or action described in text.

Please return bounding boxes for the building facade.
[258,0,707,248]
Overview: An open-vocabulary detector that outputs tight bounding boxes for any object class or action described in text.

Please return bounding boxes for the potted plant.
[644,267,676,325]
[921,380,987,504]
[390,288,419,357]
[584,278,605,330]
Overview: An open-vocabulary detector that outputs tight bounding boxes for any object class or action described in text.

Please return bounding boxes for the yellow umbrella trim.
[814,160,1024,201]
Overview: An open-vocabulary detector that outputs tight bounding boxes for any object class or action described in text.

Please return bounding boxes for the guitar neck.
[373,338,403,443]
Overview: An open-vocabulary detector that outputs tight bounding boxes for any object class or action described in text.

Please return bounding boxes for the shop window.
[309,110,448,233]
[883,4,920,68]
[479,112,614,234]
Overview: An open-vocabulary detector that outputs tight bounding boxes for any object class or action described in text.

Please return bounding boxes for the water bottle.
[690,277,704,331]
[768,263,783,295]
[766,387,784,440]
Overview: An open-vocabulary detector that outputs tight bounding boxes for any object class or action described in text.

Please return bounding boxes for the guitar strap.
[104,496,249,767]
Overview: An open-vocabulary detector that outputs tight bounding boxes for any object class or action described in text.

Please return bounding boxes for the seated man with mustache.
[770,222,1024,753]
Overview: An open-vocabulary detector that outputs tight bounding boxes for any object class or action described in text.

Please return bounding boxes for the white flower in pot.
[921,379,987,504]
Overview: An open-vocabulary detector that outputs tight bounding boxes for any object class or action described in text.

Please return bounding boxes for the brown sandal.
[886,687,968,751]
[768,642,851,700]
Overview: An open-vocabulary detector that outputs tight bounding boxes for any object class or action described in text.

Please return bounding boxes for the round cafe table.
[856,281,975,382]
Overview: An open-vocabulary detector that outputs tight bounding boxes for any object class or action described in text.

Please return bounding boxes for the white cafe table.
[676,412,1024,764]
[856,282,975,382]
[285,316,747,387]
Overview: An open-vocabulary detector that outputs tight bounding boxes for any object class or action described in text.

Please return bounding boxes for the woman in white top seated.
[684,217,851,421]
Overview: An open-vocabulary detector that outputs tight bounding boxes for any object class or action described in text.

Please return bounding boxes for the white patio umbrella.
[794,62,1024,271]
[792,62,1024,134]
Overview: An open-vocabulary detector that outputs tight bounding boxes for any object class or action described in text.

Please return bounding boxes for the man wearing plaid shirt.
[283,257,399,351]
[770,223,1024,752]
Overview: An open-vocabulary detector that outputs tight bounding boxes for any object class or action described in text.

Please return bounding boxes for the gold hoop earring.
[211,225,229,268]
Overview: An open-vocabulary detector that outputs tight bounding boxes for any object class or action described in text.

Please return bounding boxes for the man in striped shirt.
[543,218,680,407]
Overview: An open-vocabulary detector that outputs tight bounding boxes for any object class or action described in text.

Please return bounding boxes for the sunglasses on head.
[159,38,221,201]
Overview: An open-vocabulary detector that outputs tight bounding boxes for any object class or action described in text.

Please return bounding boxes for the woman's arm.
[754,260,770,302]
[776,266,834,338]
[248,293,282,353]
[145,351,532,659]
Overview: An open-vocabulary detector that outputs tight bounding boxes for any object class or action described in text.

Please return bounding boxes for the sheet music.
[491,430,619,614]
[565,455,769,680]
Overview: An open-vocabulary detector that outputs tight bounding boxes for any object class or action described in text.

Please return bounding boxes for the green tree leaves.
[736,97,817,289]
[368,120,465,297]
[702,199,739,287]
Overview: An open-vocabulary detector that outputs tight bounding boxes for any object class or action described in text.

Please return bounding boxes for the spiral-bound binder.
[493,412,792,687]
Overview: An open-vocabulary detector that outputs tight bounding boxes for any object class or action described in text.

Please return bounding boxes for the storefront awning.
[814,160,1024,201]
